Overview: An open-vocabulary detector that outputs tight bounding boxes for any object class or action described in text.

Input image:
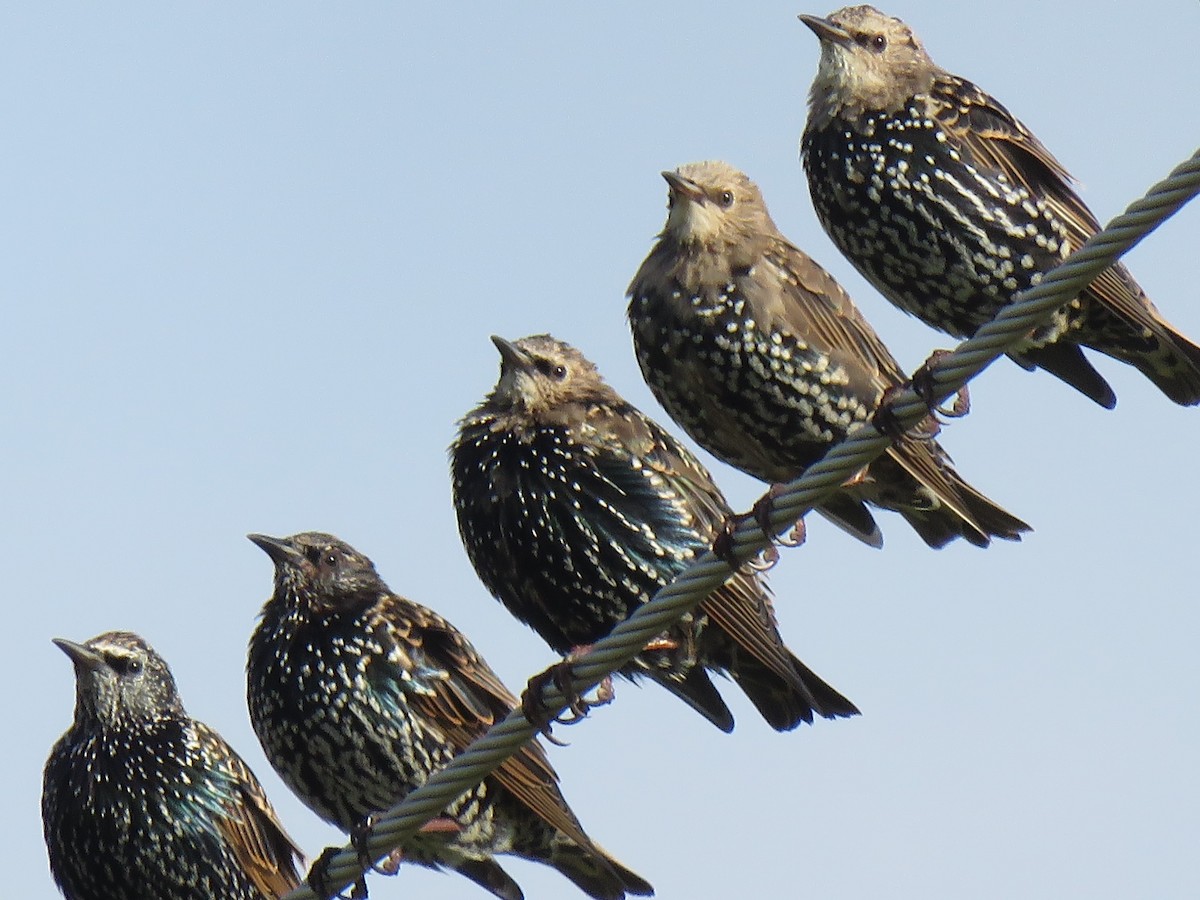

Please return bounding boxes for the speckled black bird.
[451,333,859,733]
[628,160,1030,549]
[247,531,653,900]
[800,5,1200,408]
[42,630,302,900]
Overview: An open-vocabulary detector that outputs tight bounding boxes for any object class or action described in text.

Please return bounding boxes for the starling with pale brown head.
[451,333,859,733]
[42,631,302,900]
[628,160,1030,549]
[800,5,1200,408]
[247,531,653,900]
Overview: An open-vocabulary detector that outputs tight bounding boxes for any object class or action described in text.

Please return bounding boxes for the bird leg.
[873,350,969,439]
[842,467,868,488]
[307,846,367,900]
[370,818,462,876]
[349,817,402,879]
[520,645,614,739]
[914,349,970,419]
[641,636,678,653]
[871,385,911,440]
[711,484,804,571]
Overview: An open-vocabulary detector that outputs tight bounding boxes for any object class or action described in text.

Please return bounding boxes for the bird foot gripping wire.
[520,647,615,742]
[872,349,970,440]
[307,846,368,900]
[711,484,807,571]
[308,815,467,898]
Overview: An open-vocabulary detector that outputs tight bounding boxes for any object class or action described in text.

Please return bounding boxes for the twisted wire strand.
[283,146,1200,900]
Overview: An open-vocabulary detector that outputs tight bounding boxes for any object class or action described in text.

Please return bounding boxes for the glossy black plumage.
[800,4,1200,408]
[42,631,302,900]
[246,531,653,900]
[627,160,1030,550]
[451,333,860,733]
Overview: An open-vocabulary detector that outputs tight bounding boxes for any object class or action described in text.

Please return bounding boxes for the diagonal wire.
[283,146,1200,900]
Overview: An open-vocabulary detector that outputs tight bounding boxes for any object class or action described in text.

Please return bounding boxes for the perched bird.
[628,159,1030,549]
[247,531,653,900]
[799,5,1200,408]
[42,630,302,900]
[451,333,860,733]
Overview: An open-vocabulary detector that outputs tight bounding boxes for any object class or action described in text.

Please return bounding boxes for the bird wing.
[930,75,1080,210]
[198,724,304,898]
[623,414,809,692]
[587,403,729,542]
[758,241,912,394]
[929,77,1158,327]
[880,436,988,543]
[391,601,596,850]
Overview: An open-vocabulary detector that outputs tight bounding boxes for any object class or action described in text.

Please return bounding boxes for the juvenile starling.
[628,160,1031,549]
[451,333,859,733]
[247,531,654,900]
[42,630,302,900]
[800,5,1200,408]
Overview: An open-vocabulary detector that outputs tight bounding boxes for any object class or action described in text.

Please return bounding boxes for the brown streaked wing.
[930,76,1082,215]
[200,724,303,898]
[882,439,989,544]
[633,415,810,691]
[931,77,1167,336]
[758,241,911,393]
[390,601,596,852]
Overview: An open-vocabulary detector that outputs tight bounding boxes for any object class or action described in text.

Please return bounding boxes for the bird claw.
[871,383,910,440]
[593,675,616,707]
[712,485,806,571]
[710,516,743,568]
[875,350,969,438]
[520,653,613,740]
[372,848,405,877]
[936,385,970,420]
[771,513,807,549]
[307,846,367,900]
[348,818,409,880]
[746,544,780,571]
[915,349,970,420]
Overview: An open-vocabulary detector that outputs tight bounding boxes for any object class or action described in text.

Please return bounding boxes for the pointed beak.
[247,533,304,566]
[798,13,853,47]
[490,335,534,372]
[53,638,107,673]
[661,170,705,203]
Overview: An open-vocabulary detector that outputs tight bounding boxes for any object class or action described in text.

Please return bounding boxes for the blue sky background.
[8,3,1199,898]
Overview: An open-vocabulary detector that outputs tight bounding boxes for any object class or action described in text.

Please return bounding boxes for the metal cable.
[283,146,1200,900]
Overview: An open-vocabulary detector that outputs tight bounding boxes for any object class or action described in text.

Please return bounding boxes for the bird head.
[799,6,937,124]
[248,532,385,615]
[659,160,777,268]
[486,333,614,418]
[53,631,183,730]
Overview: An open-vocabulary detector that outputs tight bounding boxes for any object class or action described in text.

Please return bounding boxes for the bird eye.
[853,31,886,52]
[534,358,568,381]
[303,545,341,569]
[718,190,734,207]
[109,655,142,676]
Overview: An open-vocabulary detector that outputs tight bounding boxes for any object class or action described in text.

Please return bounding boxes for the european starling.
[451,333,860,733]
[246,531,654,900]
[42,630,302,900]
[800,5,1200,408]
[627,159,1031,549]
